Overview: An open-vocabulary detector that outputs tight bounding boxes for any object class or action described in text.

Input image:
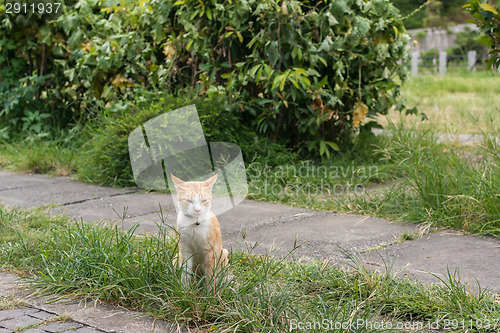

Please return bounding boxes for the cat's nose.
[194,207,201,213]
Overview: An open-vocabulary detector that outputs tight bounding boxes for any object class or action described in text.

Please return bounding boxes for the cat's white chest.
[177,212,211,254]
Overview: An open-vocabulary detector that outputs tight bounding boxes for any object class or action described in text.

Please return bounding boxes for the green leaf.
[486,56,496,69]
[190,10,200,21]
[298,75,311,89]
[325,141,340,152]
[38,25,52,45]
[199,64,213,71]
[249,64,262,77]
[267,41,280,67]
[318,56,327,67]
[325,12,338,26]
[68,29,83,49]
[273,74,284,90]
[64,69,75,82]
[256,67,263,83]
[61,14,79,35]
[319,140,326,156]
[293,68,308,77]
[236,31,243,43]
[479,3,498,14]
[478,35,492,47]
[279,73,287,91]
[318,37,334,53]
[318,75,328,88]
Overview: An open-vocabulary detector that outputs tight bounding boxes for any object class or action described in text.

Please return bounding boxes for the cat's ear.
[202,174,218,189]
[171,174,186,191]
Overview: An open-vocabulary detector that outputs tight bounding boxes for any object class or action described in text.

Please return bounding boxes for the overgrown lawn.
[0,207,499,332]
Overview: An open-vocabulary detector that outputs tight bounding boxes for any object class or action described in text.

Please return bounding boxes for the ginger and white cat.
[171,174,229,284]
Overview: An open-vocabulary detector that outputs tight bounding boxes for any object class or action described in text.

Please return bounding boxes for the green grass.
[0,295,26,310]
[379,71,500,134]
[0,126,85,176]
[0,141,76,176]
[251,121,500,237]
[1,206,499,332]
[331,122,500,236]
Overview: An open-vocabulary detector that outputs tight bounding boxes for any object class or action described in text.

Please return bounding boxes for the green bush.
[1,0,411,157]
[0,0,81,138]
[77,91,296,186]
[464,0,500,69]
[78,93,199,186]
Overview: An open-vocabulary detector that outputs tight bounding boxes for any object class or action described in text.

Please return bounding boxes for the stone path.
[0,170,499,332]
[0,307,103,333]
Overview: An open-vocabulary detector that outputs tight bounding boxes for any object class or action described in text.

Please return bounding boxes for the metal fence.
[410,50,498,75]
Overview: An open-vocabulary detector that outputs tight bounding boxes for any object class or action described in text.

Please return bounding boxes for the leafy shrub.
[78,93,196,186]
[77,91,295,186]
[464,0,500,69]
[0,0,81,138]
[2,0,411,158]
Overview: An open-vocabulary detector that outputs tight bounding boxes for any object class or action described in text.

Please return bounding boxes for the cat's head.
[171,174,218,217]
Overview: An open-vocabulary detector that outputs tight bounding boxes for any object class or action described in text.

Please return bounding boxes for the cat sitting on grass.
[171,174,229,286]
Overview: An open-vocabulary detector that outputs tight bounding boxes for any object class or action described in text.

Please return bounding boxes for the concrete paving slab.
[0,272,178,333]
[362,231,500,294]
[217,200,316,235]
[0,171,67,191]
[0,308,40,318]
[225,212,418,260]
[29,310,56,320]
[0,178,135,209]
[50,192,173,223]
[0,314,42,330]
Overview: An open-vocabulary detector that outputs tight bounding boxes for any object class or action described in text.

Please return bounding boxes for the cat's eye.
[201,199,209,203]
[183,199,193,203]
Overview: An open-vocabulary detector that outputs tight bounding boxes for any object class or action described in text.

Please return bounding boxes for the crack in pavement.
[223,211,326,237]
[60,189,139,207]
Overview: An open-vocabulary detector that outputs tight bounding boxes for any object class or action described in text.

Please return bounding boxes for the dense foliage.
[0,0,79,139]
[77,93,297,186]
[464,0,500,69]
[1,0,410,157]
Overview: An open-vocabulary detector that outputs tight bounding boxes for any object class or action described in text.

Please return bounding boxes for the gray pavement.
[1,170,499,332]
